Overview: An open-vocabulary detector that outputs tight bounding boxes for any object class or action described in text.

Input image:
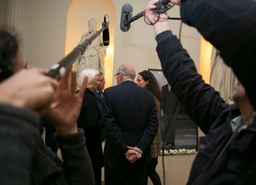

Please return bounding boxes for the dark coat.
[156,31,256,185]
[180,0,256,110]
[161,84,179,114]
[93,90,104,112]
[102,81,158,169]
[77,88,104,168]
[0,104,95,185]
[93,90,107,142]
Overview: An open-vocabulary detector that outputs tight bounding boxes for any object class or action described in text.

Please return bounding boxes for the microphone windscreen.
[103,28,109,46]
[120,4,133,32]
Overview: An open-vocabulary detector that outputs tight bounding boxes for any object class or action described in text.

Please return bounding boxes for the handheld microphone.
[120,1,173,32]
[102,15,110,46]
[120,4,133,32]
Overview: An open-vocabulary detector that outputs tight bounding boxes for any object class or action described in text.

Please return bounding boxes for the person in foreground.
[102,64,158,185]
[0,69,95,185]
[145,1,256,184]
[136,70,162,185]
[0,28,95,185]
[169,0,256,110]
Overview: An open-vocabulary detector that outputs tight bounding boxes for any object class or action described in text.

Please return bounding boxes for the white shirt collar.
[230,116,246,132]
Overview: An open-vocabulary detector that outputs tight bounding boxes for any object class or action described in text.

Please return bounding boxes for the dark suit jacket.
[161,84,179,114]
[93,90,104,112]
[94,90,107,142]
[77,88,104,168]
[102,80,158,169]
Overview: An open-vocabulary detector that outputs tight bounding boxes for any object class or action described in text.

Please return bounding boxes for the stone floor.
[100,154,196,185]
[52,127,198,185]
[149,154,195,185]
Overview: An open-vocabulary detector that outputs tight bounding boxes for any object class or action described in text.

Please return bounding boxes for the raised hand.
[145,0,169,23]
[145,0,170,35]
[47,70,88,135]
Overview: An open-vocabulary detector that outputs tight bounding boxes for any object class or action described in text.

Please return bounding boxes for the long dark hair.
[138,70,162,102]
[0,28,19,81]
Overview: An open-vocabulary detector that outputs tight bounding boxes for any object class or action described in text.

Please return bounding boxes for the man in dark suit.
[93,72,106,142]
[161,84,179,148]
[102,64,158,185]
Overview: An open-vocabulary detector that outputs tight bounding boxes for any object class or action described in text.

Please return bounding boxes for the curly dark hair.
[138,70,162,102]
[0,28,19,81]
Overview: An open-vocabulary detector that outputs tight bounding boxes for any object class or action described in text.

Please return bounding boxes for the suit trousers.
[105,165,146,185]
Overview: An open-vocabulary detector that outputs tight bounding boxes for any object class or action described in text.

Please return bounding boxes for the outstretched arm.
[151,0,256,110]
[145,0,229,134]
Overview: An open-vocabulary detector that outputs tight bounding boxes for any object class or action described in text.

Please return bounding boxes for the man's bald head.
[117,64,136,80]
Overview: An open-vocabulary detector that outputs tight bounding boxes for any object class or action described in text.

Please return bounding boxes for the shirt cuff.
[135,147,143,154]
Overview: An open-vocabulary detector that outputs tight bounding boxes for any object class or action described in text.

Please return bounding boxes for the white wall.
[112,0,200,86]
[25,0,72,68]
[23,0,200,87]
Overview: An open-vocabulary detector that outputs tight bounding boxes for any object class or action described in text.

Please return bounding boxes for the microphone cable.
[155,5,184,185]
[142,3,184,185]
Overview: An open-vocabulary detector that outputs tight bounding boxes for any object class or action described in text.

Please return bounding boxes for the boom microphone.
[48,17,111,80]
[120,0,173,32]
[120,4,133,32]
[102,15,110,46]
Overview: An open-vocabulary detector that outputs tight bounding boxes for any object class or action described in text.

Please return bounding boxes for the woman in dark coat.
[77,68,104,185]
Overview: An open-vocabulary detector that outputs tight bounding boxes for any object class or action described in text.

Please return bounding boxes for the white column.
[6,0,26,51]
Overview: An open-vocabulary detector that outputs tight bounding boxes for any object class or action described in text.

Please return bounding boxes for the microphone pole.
[123,10,145,29]
[124,10,181,26]
[48,17,109,80]
[168,17,181,20]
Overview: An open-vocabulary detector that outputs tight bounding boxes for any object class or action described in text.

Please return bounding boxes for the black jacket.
[0,104,95,185]
[156,31,256,185]
[93,90,104,113]
[102,81,158,169]
[77,88,104,168]
[161,84,179,114]
[180,0,256,110]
